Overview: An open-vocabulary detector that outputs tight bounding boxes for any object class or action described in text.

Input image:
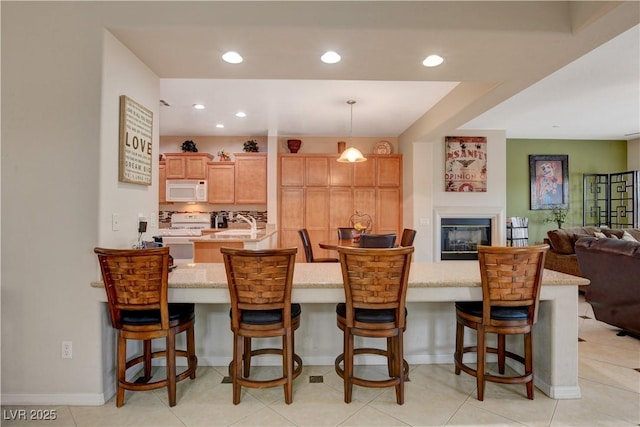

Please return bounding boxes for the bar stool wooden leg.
[167,332,177,407]
[477,325,486,401]
[525,332,534,399]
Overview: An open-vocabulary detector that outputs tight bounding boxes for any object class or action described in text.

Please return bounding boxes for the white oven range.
[156,213,211,262]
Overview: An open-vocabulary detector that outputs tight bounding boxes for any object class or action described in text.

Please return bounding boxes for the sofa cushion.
[625,229,640,241]
[601,228,624,239]
[547,229,575,254]
[622,230,639,242]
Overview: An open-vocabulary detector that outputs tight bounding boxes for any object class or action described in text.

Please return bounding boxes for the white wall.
[1,3,159,405]
[0,2,505,403]
[403,130,507,262]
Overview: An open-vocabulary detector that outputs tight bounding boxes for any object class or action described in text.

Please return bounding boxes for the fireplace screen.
[441,218,491,260]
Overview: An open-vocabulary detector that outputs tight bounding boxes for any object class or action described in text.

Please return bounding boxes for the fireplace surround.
[434,207,505,261]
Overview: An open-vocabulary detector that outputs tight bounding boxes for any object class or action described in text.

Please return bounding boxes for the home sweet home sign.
[445,136,487,192]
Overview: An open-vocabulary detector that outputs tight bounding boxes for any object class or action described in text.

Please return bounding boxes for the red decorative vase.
[287,139,302,153]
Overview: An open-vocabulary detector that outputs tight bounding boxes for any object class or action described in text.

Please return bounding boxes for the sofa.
[543,226,640,277]
[575,236,640,336]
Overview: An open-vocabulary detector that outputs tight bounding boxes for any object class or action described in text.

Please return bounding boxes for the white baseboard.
[0,393,106,406]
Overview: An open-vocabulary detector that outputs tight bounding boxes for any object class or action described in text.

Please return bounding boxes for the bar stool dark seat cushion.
[122,303,195,326]
[230,304,302,325]
[455,302,529,321]
[336,303,407,323]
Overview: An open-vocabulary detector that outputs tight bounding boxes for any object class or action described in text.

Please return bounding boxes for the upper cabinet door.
[164,153,213,179]
[184,157,208,179]
[207,163,235,204]
[354,157,376,187]
[329,158,353,186]
[280,156,305,187]
[305,157,330,187]
[235,153,267,204]
[377,156,402,187]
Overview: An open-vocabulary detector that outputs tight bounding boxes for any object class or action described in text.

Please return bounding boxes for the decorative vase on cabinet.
[287,139,302,153]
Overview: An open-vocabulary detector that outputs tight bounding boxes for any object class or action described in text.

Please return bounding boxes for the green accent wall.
[506,139,627,245]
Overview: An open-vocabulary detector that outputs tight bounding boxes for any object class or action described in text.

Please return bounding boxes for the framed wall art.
[529,154,569,210]
[445,136,487,192]
[119,95,153,185]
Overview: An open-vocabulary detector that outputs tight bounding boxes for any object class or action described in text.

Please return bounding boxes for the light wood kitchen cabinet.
[377,156,402,187]
[329,159,353,186]
[159,161,166,203]
[280,156,305,187]
[207,163,235,204]
[305,156,330,187]
[235,153,267,204]
[280,187,306,262]
[164,153,213,179]
[278,154,403,255]
[354,157,377,187]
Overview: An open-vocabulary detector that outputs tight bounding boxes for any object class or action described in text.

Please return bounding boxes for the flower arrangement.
[243,139,259,152]
[544,206,569,229]
[217,150,231,161]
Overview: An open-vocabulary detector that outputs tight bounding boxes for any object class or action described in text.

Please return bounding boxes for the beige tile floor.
[3,296,639,426]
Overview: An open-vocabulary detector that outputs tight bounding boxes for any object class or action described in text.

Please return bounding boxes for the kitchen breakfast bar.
[91,261,589,400]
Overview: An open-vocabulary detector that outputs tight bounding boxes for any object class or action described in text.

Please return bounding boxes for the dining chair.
[335,246,414,404]
[359,233,397,248]
[221,247,303,404]
[298,229,339,262]
[454,244,549,400]
[400,229,417,246]
[94,247,197,407]
[337,227,358,240]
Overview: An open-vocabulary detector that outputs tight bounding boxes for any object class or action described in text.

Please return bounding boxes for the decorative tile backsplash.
[159,210,268,227]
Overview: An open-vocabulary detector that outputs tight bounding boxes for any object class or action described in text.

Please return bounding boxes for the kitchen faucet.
[235,214,257,234]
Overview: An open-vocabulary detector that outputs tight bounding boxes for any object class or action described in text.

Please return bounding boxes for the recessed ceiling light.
[216,124,224,128]
[422,54,444,67]
[222,51,243,64]
[192,104,205,110]
[235,111,246,118]
[321,51,341,64]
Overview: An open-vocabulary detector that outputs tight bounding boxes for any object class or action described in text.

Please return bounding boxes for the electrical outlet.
[62,341,72,359]
[112,213,120,231]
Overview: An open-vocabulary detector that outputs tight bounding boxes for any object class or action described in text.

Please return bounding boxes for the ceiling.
[110,1,640,141]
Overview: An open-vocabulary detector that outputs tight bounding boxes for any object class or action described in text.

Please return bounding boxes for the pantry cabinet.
[164,153,213,179]
[278,153,403,261]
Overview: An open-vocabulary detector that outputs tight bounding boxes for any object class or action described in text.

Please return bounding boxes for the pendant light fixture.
[337,100,367,163]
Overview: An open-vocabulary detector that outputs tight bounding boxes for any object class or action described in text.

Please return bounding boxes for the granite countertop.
[143,261,589,289]
[189,228,277,243]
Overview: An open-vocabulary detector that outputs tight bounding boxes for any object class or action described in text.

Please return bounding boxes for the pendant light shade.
[337,146,367,163]
[337,100,367,163]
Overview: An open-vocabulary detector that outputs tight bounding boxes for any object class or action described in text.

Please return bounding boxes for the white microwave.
[166,180,208,202]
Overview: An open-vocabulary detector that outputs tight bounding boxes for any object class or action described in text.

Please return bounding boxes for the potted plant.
[544,206,569,229]
[217,150,231,161]
[181,140,198,152]
[243,139,259,152]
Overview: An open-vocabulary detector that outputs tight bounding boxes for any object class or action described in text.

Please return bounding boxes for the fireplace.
[441,218,492,260]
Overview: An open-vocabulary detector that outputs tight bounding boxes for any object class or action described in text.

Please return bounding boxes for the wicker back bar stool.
[454,244,549,400]
[94,247,197,407]
[221,247,303,404]
[335,246,414,404]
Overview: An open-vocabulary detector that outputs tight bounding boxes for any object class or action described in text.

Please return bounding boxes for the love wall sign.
[118,95,153,185]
